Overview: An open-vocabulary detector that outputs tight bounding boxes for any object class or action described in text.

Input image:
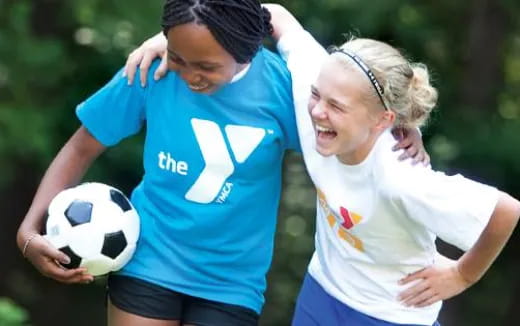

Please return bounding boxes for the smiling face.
[166,22,247,94]
[308,57,394,165]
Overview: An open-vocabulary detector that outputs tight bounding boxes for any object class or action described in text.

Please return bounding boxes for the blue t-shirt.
[76,48,299,313]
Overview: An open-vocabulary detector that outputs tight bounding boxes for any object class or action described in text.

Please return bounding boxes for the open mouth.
[315,124,337,140]
[188,83,211,92]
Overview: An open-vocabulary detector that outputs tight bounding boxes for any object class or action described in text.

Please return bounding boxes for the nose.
[179,67,202,85]
[310,101,327,120]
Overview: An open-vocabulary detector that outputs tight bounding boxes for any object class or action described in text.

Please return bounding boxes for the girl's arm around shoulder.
[124,4,305,86]
[124,32,168,87]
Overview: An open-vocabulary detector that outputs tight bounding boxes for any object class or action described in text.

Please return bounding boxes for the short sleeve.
[392,168,500,251]
[278,88,301,152]
[76,68,147,146]
[266,49,301,153]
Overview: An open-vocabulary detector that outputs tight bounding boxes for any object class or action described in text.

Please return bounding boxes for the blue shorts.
[292,273,441,326]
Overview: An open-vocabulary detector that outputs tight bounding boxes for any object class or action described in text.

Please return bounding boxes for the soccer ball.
[44,182,140,276]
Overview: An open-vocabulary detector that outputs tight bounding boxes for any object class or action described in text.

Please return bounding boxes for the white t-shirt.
[277,29,500,325]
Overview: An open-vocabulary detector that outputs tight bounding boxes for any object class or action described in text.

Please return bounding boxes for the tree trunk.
[459,0,508,116]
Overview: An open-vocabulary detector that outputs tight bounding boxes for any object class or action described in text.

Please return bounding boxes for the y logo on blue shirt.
[185,118,266,204]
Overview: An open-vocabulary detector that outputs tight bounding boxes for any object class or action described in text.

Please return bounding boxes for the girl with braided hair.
[17,1,427,325]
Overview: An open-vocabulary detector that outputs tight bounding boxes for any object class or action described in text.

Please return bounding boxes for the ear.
[374,110,395,131]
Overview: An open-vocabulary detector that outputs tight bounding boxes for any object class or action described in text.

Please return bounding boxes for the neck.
[230,63,250,83]
[236,63,247,73]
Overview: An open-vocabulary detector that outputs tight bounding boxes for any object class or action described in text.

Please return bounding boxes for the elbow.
[514,196,520,225]
[505,192,520,224]
[493,192,520,233]
[262,3,299,41]
[263,3,287,14]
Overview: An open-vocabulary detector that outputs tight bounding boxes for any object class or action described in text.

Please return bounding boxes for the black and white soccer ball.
[44,182,140,276]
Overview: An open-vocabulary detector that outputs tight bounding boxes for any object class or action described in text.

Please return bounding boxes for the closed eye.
[195,64,219,72]
[329,101,346,112]
[169,56,185,65]
[310,86,320,99]
[168,51,185,66]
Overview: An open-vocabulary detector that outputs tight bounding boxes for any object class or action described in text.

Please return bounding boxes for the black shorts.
[107,275,259,326]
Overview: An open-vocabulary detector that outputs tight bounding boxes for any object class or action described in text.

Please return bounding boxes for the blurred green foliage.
[0,298,29,326]
[1,0,519,325]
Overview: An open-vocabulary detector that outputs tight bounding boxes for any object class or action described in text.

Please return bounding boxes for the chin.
[314,144,335,157]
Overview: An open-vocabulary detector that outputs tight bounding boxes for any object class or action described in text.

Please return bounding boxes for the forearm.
[458,192,520,283]
[263,3,303,41]
[17,127,106,248]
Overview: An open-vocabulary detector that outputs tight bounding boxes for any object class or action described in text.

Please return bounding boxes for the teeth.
[315,125,334,133]
[189,84,209,90]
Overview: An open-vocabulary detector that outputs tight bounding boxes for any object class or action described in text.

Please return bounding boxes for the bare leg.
[108,300,181,326]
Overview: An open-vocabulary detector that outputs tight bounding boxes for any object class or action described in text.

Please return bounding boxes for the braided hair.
[162,0,273,64]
